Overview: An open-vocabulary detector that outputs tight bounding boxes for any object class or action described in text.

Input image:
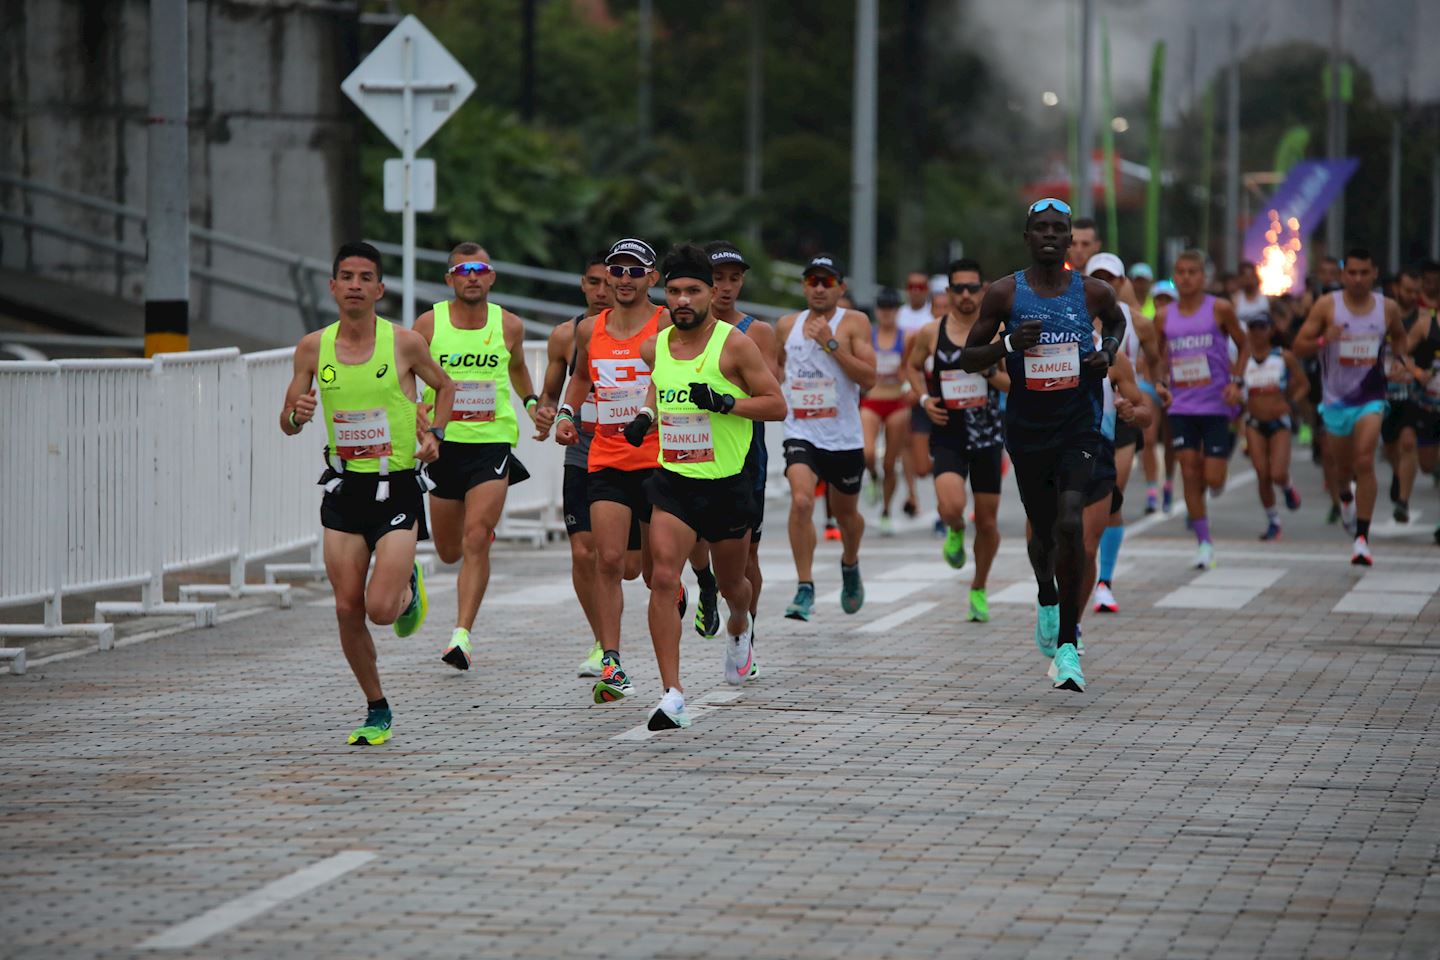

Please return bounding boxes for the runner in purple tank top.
[1294,247,1417,566]
[1154,250,1246,570]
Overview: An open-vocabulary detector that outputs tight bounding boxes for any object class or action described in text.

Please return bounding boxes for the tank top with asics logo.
[783,310,863,452]
[587,306,662,472]
[1003,269,1101,448]
[1322,290,1386,408]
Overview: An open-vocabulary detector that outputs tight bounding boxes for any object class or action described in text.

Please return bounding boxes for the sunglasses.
[804,275,839,289]
[448,261,492,277]
[1027,197,1072,218]
[607,264,650,279]
[949,282,983,294]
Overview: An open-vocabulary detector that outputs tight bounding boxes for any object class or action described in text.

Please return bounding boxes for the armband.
[1002,334,1014,353]
[524,394,539,410]
[287,409,299,429]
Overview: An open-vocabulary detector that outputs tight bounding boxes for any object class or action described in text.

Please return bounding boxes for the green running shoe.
[393,560,427,638]
[943,527,967,569]
[1051,644,1085,692]
[441,628,472,671]
[784,583,815,621]
[840,562,865,614]
[577,641,605,678]
[694,584,720,638]
[592,654,632,703]
[1034,603,1059,658]
[967,588,989,623]
[347,707,392,746]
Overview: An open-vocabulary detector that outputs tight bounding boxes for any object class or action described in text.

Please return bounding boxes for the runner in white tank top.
[775,254,878,623]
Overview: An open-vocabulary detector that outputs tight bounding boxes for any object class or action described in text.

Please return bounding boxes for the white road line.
[1333,568,1439,617]
[1123,468,1258,538]
[137,851,376,950]
[856,601,938,635]
[1155,566,1287,611]
[612,690,743,742]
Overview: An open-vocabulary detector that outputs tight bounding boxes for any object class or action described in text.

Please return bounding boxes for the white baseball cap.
[1084,252,1125,279]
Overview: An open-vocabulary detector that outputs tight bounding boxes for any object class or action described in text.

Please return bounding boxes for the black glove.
[623,410,654,447]
[688,381,735,413]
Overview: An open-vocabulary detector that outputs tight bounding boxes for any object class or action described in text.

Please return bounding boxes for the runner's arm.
[1217,300,1249,379]
[829,311,877,391]
[279,333,320,436]
[744,318,781,382]
[401,328,455,430]
[1283,350,1309,404]
[560,317,595,414]
[1091,280,1127,364]
[903,323,934,398]
[722,333,787,422]
[1290,296,1333,358]
[961,280,1018,372]
[502,310,540,423]
[1110,353,1152,430]
[540,320,573,409]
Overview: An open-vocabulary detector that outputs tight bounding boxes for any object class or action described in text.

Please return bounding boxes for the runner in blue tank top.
[960,198,1129,694]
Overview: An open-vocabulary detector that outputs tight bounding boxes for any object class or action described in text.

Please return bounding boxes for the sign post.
[342,16,475,327]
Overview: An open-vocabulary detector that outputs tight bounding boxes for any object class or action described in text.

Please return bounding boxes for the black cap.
[803,254,844,279]
[875,286,902,308]
[605,238,657,267]
[706,241,751,271]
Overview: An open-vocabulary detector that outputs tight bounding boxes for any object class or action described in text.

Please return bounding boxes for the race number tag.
[789,376,838,419]
[1172,354,1212,389]
[580,396,599,435]
[597,384,648,436]
[939,369,987,409]
[452,380,498,422]
[1245,365,1281,394]
[659,412,715,464]
[1023,342,1079,391]
[1426,367,1440,402]
[1338,332,1380,367]
[876,352,902,379]
[332,408,393,460]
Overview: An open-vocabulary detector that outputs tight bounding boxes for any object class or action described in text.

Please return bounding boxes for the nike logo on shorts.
[494,456,508,475]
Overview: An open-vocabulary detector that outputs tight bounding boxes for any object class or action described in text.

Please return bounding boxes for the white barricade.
[0,361,115,651]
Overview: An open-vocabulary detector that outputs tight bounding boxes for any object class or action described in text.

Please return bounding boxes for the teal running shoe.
[942,527,967,569]
[1051,644,1085,692]
[785,583,815,621]
[1034,603,1059,658]
[840,562,864,614]
[347,707,392,746]
[393,560,427,638]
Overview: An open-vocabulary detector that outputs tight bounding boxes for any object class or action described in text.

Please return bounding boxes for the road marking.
[857,601,937,634]
[612,690,743,742]
[818,580,930,606]
[1123,469,1257,538]
[1156,566,1286,610]
[1333,568,1439,617]
[138,851,376,949]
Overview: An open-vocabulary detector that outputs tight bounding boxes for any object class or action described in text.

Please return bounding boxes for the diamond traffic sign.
[341,15,475,153]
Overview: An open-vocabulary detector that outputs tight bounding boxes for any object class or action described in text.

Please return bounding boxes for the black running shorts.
[931,442,1003,495]
[782,438,864,496]
[428,440,530,501]
[320,470,430,552]
[644,469,755,543]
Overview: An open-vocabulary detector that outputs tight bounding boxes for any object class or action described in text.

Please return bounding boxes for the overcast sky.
[962,0,1435,122]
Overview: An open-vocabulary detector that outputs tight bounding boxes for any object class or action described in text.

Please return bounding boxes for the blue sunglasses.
[1027,197,1072,218]
[448,261,492,277]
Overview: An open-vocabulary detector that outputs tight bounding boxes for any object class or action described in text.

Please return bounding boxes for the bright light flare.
[1258,209,1303,296]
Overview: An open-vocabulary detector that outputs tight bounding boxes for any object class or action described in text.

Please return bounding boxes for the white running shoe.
[1093,582,1118,613]
[1340,493,1357,535]
[724,621,755,686]
[1194,542,1215,570]
[1350,535,1373,566]
[646,688,692,730]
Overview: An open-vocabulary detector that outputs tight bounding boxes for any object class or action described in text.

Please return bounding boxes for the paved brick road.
[3,458,1438,959]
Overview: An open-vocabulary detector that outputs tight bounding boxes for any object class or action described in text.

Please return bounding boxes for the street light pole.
[638,0,652,143]
[849,0,878,306]
[144,0,189,356]
[745,0,763,251]
[1326,0,1345,256]
[1224,18,1240,273]
[1076,0,1094,218]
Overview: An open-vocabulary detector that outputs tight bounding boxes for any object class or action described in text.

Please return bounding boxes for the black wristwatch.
[823,338,840,353]
[427,426,446,441]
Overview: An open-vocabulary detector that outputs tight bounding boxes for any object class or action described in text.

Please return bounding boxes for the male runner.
[555,238,674,703]
[897,270,933,333]
[687,241,777,655]
[1154,250,1247,570]
[778,254,878,621]
[905,258,1007,623]
[862,286,913,534]
[539,251,614,677]
[962,198,1128,693]
[622,243,786,730]
[1232,261,1272,332]
[1130,262,1155,318]
[415,243,539,671]
[1420,261,1440,312]
[279,241,455,745]
[1068,217,1102,273]
[1380,266,1427,522]
[1293,248,1418,564]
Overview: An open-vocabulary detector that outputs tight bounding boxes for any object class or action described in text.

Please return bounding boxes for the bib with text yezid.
[659,412,715,463]
[332,408,393,460]
[1023,342,1079,391]
[940,369,987,409]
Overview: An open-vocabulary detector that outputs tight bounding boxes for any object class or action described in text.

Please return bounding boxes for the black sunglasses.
[949,282,983,295]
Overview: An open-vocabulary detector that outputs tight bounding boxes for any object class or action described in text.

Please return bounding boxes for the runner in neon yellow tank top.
[413,241,543,672]
[280,242,455,746]
[619,243,787,731]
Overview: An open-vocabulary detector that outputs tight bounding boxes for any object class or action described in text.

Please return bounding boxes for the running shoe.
[1340,498,1357,535]
[647,689,692,731]
[1297,422,1313,445]
[967,588,989,623]
[1051,644,1085,692]
[1161,485,1174,514]
[1283,485,1301,511]
[724,621,755,686]
[1326,504,1341,525]
[1390,473,1401,505]
[823,520,841,541]
[840,562,865,614]
[1046,627,1086,680]
[676,583,689,620]
[577,641,605,678]
[866,473,881,506]
[1394,502,1410,524]
[1259,520,1282,541]
[784,582,815,621]
[592,654,632,703]
[879,514,895,537]
[942,526,967,569]
[902,498,918,518]
[393,560,427,637]
[932,517,946,537]
[1145,491,1158,515]
[1034,603,1059,658]
[1194,542,1215,570]
[1093,582,1119,613]
[441,627,472,670]
[694,582,720,638]
[347,707,392,746]
[1350,535,1373,566]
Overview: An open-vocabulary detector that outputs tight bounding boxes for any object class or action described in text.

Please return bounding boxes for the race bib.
[940,369,987,409]
[1338,332,1380,367]
[1023,342,1079,391]
[789,376,837,419]
[1245,365,1281,394]
[452,380,498,422]
[1172,354,1212,389]
[332,408,392,460]
[1426,368,1440,402]
[580,396,599,435]
[597,384,648,437]
[876,352,903,380]
[659,412,715,464]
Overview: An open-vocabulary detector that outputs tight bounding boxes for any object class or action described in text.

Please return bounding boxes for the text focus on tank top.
[783,310,863,452]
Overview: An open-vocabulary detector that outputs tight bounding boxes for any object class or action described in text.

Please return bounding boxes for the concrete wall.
[0,0,363,345]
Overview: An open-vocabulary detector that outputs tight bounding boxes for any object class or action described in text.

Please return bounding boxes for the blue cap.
[1151,279,1177,299]
[1128,262,1154,281]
